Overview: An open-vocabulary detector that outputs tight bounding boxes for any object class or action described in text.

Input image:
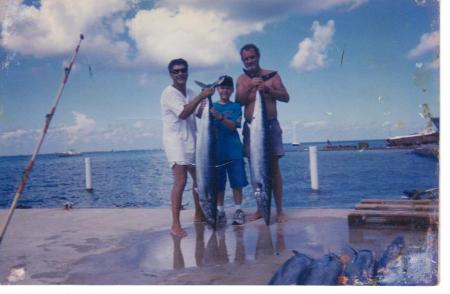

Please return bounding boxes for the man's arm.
[179,87,214,119]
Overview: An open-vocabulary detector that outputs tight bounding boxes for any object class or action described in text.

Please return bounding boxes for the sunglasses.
[170,68,187,74]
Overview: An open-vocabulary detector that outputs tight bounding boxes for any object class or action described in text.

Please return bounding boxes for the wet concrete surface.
[0,208,438,285]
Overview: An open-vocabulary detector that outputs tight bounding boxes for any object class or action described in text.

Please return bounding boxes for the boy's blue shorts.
[216,159,249,192]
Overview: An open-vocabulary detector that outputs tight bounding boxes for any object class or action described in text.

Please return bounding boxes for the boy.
[210,75,249,225]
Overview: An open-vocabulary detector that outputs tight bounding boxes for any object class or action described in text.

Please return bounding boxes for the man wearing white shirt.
[160,58,214,237]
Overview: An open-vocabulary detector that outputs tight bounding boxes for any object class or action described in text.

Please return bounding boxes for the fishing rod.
[0,34,85,245]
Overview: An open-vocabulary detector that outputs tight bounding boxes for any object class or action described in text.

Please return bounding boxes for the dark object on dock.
[403,188,438,200]
[348,198,438,228]
[300,253,343,285]
[63,201,74,210]
[268,250,313,285]
[341,248,375,285]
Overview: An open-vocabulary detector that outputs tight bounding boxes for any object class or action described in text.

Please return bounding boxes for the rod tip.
[80,34,84,40]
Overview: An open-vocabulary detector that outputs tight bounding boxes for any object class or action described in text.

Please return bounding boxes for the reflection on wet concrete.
[29,213,436,285]
[172,234,185,270]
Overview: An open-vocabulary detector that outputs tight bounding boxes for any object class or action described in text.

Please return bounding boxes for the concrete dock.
[0,208,438,285]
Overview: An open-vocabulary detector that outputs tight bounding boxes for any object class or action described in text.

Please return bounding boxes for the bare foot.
[170,227,187,238]
[248,210,262,222]
[276,212,288,223]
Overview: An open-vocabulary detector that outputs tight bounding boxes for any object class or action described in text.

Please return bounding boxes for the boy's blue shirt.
[212,101,244,161]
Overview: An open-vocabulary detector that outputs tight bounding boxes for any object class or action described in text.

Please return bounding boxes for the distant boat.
[58,149,82,157]
[386,104,439,147]
[386,131,438,147]
[323,139,357,151]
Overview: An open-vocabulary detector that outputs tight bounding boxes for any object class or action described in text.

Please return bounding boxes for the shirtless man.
[235,44,290,223]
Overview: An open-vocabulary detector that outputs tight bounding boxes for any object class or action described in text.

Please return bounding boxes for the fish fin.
[196,76,226,89]
[195,80,208,88]
[211,76,225,88]
[348,245,358,255]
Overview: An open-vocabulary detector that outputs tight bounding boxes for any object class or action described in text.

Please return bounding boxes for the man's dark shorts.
[216,159,249,192]
[243,118,285,158]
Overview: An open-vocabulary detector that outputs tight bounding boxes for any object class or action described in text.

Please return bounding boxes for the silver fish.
[196,98,217,228]
[195,77,224,229]
[249,89,272,225]
[243,70,277,225]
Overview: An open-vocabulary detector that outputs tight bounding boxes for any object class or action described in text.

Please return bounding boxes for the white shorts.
[169,152,195,168]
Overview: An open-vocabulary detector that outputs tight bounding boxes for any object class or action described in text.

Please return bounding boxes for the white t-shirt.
[160,85,197,166]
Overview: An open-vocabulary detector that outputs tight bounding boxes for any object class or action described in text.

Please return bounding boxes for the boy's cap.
[218,75,234,88]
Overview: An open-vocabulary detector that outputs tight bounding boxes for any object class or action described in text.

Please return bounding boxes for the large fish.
[374,236,407,285]
[244,69,277,225]
[342,248,375,285]
[195,77,224,229]
[268,250,313,285]
[375,236,406,273]
[300,253,343,285]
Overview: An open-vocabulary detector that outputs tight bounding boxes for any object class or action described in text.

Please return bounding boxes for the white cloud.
[160,0,367,20]
[138,72,160,87]
[407,31,439,59]
[1,0,133,64]
[61,111,96,144]
[290,20,335,71]
[1,0,367,70]
[303,120,328,128]
[133,120,145,129]
[0,128,37,140]
[127,5,263,68]
[393,121,406,130]
[0,114,162,155]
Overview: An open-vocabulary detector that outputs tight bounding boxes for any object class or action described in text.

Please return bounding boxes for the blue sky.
[0,0,440,156]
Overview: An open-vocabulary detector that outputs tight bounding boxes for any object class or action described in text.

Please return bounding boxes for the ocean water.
[0,140,438,209]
